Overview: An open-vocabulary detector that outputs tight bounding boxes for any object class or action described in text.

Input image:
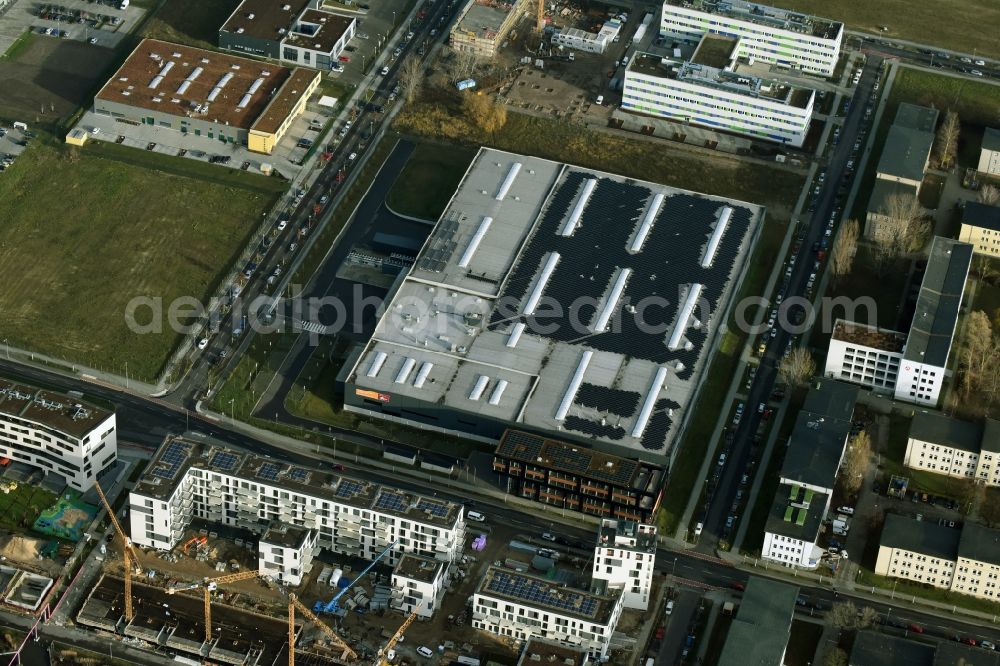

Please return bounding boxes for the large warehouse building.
[93,39,320,155]
[342,148,765,462]
[219,0,356,70]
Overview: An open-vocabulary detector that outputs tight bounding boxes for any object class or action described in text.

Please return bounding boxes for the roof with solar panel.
[348,148,765,459]
[477,565,620,624]
[132,438,461,526]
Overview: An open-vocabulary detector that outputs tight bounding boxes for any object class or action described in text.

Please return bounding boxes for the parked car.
[416,646,434,658]
[541,532,557,542]
[197,337,209,350]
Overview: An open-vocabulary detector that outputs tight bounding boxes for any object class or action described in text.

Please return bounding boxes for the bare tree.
[831,219,860,282]
[934,109,960,170]
[829,601,858,629]
[975,255,1000,286]
[824,648,848,666]
[463,93,508,136]
[872,191,929,273]
[839,430,872,496]
[857,606,880,629]
[777,348,815,388]
[958,310,994,398]
[447,48,482,82]
[398,58,423,105]
[979,184,1000,206]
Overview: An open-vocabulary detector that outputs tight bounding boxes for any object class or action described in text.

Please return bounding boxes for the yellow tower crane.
[167,570,263,644]
[374,611,418,666]
[287,593,358,666]
[536,0,545,34]
[94,481,143,621]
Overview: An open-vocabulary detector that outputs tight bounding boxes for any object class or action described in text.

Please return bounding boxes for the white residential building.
[659,0,843,76]
[623,48,814,146]
[391,553,447,618]
[551,19,621,54]
[591,519,656,610]
[128,439,466,579]
[258,525,318,586]
[978,127,1000,176]
[824,320,905,393]
[762,484,830,568]
[472,566,624,659]
[0,380,117,491]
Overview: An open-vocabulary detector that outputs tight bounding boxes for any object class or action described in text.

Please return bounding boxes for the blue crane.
[314,540,399,614]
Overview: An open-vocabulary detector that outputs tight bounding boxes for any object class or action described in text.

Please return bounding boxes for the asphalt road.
[698,56,885,552]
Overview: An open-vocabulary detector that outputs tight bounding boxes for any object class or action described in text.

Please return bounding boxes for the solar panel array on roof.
[564,415,626,440]
[575,384,641,417]
[288,468,310,483]
[416,498,449,518]
[257,462,282,481]
[498,430,640,485]
[417,216,460,273]
[487,175,751,379]
[210,451,240,472]
[640,399,680,451]
[151,440,192,479]
[485,569,599,618]
[335,479,364,498]
[375,489,408,513]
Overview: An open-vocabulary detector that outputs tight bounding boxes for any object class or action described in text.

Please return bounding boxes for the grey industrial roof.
[909,412,984,453]
[764,483,828,542]
[962,201,1000,233]
[880,513,960,560]
[718,577,798,666]
[958,521,1000,566]
[935,640,1000,666]
[895,103,940,133]
[392,553,444,584]
[981,126,1000,153]
[868,178,919,217]
[349,148,764,458]
[780,380,857,490]
[851,631,935,666]
[0,379,113,439]
[983,420,1000,453]
[877,125,934,183]
[903,237,973,366]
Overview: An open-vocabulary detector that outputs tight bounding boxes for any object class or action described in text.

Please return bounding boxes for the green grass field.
[0,483,57,531]
[766,0,1000,59]
[0,136,275,381]
[888,68,1000,129]
[141,0,242,49]
[386,142,477,220]
[0,30,34,62]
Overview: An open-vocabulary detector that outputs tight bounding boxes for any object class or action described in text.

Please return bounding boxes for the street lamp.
[392,10,396,26]
[672,557,678,576]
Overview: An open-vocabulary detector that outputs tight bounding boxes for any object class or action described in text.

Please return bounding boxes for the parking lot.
[0,124,30,173]
[0,0,142,53]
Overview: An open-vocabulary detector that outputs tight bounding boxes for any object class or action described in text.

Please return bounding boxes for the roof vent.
[247,12,255,19]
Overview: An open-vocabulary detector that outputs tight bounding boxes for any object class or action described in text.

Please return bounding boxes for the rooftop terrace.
[690,34,736,68]
[832,320,906,353]
[393,553,444,584]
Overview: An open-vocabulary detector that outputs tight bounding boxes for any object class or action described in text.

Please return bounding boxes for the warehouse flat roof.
[780,380,857,490]
[261,524,311,549]
[478,566,619,624]
[895,103,939,133]
[903,237,972,366]
[132,438,462,528]
[349,148,764,457]
[832,319,906,353]
[0,379,111,438]
[718,577,797,666]
[962,201,1000,233]
[880,513,960,561]
[909,412,983,453]
[877,125,934,182]
[250,67,319,135]
[220,0,311,41]
[96,39,292,131]
[629,53,814,109]
[283,9,354,54]
[664,0,842,40]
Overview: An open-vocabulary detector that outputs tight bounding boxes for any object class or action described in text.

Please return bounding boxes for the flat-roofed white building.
[258,525,317,586]
[472,566,624,659]
[128,439,466,580]
[824,320,905,393]
[622,48,814,146]
[591,519,656,610]
[391,553,447,618]
[344,148,765,463]
[0,379,117,491]
[551,19,621,54]
[958,201,1000,259]
[659,0,843,76]
[978,127,1000,176]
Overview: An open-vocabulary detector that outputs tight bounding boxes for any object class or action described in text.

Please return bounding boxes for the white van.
[467,511,486,523]
[595,95,604,105]
[838,506,855,516]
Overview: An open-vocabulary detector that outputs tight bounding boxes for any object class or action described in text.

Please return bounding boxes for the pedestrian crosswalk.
[294,319,327,334]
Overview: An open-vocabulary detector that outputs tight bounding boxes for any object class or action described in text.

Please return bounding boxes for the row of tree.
[957,309,1000,409]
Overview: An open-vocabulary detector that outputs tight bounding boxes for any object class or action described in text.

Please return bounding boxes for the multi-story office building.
[958,201,1000,258]
[492,431,664,522]
[903,413,1000,485]
[472,566,624,659]
[659,0,843,76]
[623,43,815,146]
[449,0,531,58]
[258,525,317,586]
[762,380,856,569]
[219,0,356,70]
[391,553,447,618]
[129,439,465,575]
[591,520,656,610]
[824,320,905,393]
[0,379,117,491]
[978,127,1000,176]
[824,237,973,407]
[875,513,1000,601]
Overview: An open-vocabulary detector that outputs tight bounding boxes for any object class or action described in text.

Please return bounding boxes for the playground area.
[0,481,57,532]
[32,492,98,542]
